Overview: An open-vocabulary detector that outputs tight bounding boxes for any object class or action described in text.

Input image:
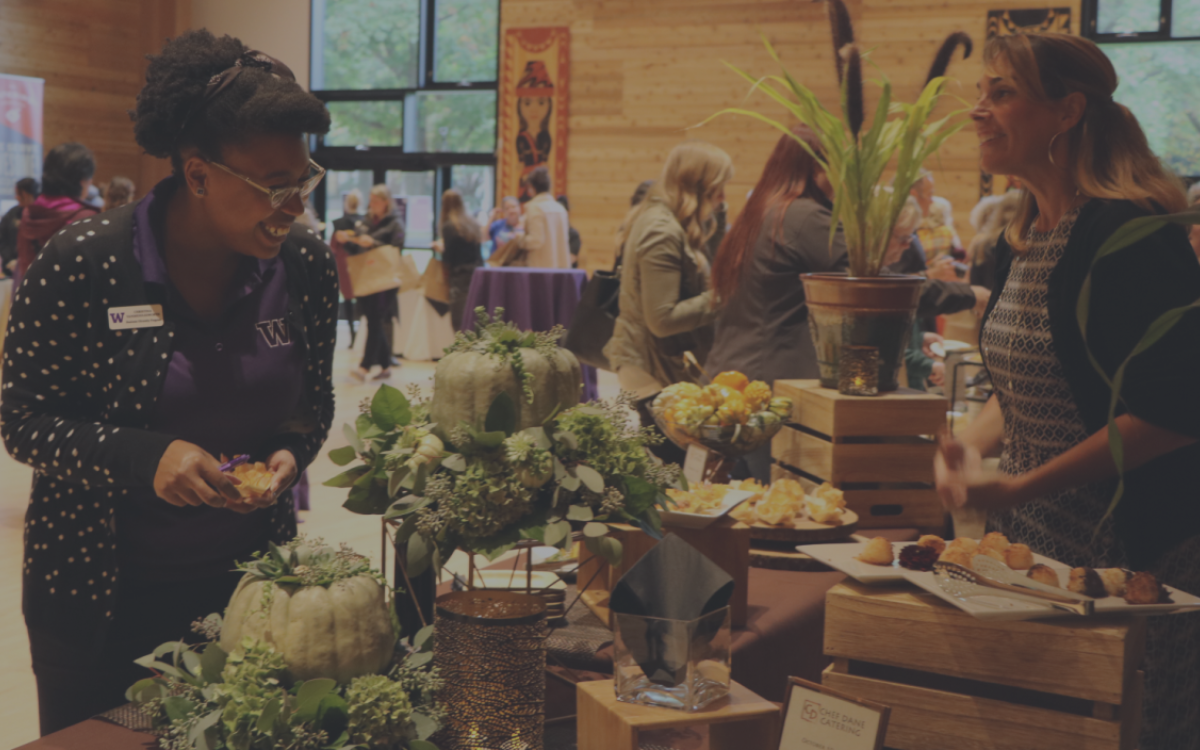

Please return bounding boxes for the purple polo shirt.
[116,182,306,581]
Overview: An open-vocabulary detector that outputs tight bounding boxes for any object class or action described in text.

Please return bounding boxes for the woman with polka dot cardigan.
[1,30,338,734]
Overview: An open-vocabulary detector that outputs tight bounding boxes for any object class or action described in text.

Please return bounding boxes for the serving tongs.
[934,561,1095,616]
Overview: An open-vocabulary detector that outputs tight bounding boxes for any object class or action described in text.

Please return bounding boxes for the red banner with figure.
[498,27,569,204]
[0,74,44,208]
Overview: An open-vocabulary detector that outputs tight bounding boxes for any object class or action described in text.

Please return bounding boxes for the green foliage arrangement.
[705,0,973,277]
[326,320,678,575]
[127,549,441,750]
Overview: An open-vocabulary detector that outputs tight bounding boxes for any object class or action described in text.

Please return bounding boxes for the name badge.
[107,305,164,330]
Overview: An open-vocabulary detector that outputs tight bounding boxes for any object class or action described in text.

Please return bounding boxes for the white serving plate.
[662,488,758,530]
[795,541,914,584]
[902,553,1200,621]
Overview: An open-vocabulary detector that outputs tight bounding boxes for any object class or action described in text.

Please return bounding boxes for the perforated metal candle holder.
[432,590,548,750]
[838,345,880,396]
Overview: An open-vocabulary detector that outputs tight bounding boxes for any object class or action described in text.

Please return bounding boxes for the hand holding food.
[154,440,244,510]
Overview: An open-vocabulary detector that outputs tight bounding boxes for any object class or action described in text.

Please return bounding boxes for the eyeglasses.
[208,158,326,210]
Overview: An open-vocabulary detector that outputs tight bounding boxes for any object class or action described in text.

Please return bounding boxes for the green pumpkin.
[429,347,582,436]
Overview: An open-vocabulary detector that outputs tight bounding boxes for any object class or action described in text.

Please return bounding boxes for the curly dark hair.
[132,29,330,173]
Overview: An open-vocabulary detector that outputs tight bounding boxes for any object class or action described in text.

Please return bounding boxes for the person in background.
[518,166,571,268]
[338,184,405,381]
[605,141,732,464]
[432,188,483,329]
[102,176,136,212]
[2,30,336,734]
[968,189,1022,289]
[708,126,845,480]
[489,196,523,246]
[1188,182,1200,262]
[911,167,963,271]
[885,198,945,391]
[937,33,1200,748]
[0,177,38,276]
[630,179,654,207]
[332,189,363,234]
[556,194,581,267]
[15,142,98,287]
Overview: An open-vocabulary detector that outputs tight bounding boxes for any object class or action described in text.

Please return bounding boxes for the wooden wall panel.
[0,0,190,201]
[501,0,1080,270]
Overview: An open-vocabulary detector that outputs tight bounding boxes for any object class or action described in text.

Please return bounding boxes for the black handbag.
[565,262,622,371]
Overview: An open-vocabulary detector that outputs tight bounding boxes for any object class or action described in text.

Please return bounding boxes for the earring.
[1048,132,1063,167]
[195,188,206,196]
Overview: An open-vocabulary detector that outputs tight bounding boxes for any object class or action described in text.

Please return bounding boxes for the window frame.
[309,0,500,243]
[1082,0,1200,42]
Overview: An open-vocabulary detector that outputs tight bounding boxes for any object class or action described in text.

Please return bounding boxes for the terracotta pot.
[801,273,924,391]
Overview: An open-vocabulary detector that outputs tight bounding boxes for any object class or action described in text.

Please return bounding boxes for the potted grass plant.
[707,0,973,389]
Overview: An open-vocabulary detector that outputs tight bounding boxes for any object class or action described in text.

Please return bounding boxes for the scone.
[1005,544,1035,570]
[917,535,946,556]
[856,537,894,566]
[1027,564,1060,588]
[803,492,845,524]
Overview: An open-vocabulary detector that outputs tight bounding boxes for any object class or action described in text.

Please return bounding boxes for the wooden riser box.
[823,581,1145,750]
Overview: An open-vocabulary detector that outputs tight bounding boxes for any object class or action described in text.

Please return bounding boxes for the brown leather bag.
[345,245,418,297]
[487,237,528,267]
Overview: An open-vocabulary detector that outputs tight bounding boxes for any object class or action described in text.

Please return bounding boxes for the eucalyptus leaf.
[409,740,439,750]
[294,678,337,722]
[561,473,581,492]
[575,465,605,493]
[162,696,195,722]
[526,426,552,450]
[125,677,163,703]
[441,453,468,472]
[585,534,623,566]
[412,710,439,741]
[316,693,350,739]
[324,465,369,489]
[407,533,433,578]
[371,385,412,430]
[188,709,222,746]
[407,650,433,668]
[181,649,202,677]
[583,521,609,538]
[343,422,364,453]
[387,467,408,498]
[566,505,594,522]
[485,391,518,436]
[256,698,281,734]
[553,456,566,480]
[413,623,435,652]
[200,642,227,684]
[544,519,571,547]
[384,494,433,520]
[328,445,357,467]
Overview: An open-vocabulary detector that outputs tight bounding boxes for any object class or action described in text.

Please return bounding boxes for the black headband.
[177,49,296,142]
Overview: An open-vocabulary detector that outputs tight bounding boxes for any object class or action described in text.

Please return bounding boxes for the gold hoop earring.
[1048,131,1063,167]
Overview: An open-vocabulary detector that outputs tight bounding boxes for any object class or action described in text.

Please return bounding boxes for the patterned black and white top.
[980,205,1123,569]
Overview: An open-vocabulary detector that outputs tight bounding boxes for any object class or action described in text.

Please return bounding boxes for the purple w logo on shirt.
[256,318,291,348]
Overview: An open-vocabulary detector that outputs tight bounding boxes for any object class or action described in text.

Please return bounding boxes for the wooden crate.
[822,581,1145,750]
[772,379,948,533]
[578,520,750,629]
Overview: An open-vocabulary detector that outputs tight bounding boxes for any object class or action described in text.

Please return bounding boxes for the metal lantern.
[433,591,548,750]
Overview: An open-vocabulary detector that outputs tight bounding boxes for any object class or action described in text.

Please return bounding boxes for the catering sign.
[778,677,889,750]
[0,74,43,209]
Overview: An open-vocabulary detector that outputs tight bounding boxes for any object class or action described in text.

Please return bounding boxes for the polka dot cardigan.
[1,203,339,638]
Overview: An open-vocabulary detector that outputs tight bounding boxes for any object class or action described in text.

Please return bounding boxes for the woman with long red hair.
[708,126,846,477]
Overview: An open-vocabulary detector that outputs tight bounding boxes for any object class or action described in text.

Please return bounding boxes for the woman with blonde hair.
[431,188,482,329]
[937,33,1200,748]
[604,140,732,458]
[338,183,405,380]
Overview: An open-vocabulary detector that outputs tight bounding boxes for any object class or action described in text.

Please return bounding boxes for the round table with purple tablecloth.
[461,267,599,402]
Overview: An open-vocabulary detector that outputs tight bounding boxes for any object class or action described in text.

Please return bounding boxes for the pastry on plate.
[1005,543,1035,570]
[917,535,946,556]
[1027,564,1060,587]
[803,483,846,524]
[1124,572,1168,605]
[979,532,1011,556]
[229,461,273,500]
[938,547,974,569]
[1068,567,1107,598]
[945,537,979,556]
[856,537,894,566]
[1097,568,1131,597]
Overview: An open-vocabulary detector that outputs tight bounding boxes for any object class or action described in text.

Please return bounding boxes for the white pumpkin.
[429,347,582,435]
[221,574,396,684]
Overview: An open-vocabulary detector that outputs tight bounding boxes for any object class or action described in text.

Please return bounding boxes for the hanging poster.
[980,9,1071,198]
[0,74,44,211]
[498,27,570,203]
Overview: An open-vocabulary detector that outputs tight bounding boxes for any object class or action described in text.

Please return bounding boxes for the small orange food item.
[917,535,946,556]
[1005,543,1035,570]
[856,537,894,566]
[743,381,772,411]
[938,547,974,569]
[979,532,1011,556]
[229,461,273,500]
[712,371,750,392]
[1027,564,1060,588]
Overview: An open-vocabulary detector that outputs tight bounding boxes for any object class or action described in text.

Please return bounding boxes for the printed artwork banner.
[498,27,570,203]
[0,74,44,210]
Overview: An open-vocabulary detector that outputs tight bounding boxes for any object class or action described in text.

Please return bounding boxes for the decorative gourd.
[429,312,582,436]
[220,542,396,685]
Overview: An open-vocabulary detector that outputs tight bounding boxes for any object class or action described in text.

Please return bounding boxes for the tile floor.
[0,322,617,746]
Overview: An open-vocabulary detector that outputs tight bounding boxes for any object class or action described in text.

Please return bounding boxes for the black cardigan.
[982,199,1200,568]
[1,200,339,640]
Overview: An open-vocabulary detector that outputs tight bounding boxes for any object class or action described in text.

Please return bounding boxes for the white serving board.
[795,541,913,584]
[662,488,758,529]
[902,553,1200,621]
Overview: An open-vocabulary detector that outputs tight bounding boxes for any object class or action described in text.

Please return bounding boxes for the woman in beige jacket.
[604,141,733,455]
